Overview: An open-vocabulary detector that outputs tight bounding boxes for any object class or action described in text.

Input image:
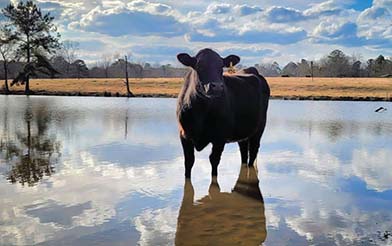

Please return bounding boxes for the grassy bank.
[1,77,392,101]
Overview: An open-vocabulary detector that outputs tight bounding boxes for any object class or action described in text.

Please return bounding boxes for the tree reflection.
[175,165,267,245]
[0,103,61,186]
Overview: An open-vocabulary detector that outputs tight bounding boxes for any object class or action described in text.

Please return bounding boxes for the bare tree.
[99,54,112,78]
[0,26,16,94]
[255,62,281,77]
[281,62,299,77]
[60,40,79,75]
[297,59,311,77]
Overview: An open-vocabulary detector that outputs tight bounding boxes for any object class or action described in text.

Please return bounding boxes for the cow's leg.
[248,121,266,166]
[210,143,225,177]
[181,136,195,179]
[238,140,248,164]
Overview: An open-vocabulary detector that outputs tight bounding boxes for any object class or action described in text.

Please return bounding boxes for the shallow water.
[0,96,391,246]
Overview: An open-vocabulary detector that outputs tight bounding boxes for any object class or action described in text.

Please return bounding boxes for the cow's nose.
[206,82,224,94]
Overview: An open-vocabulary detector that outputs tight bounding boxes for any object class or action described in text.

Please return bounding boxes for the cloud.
[205,2,262,17]
[265,2,358,24]
[127,0,172,14]
[352,148,392,192]
[357,0,392,41]
[217,47,277,57]
[205,3,231,15]
[312,20,392,48]
[6,0,389,66]
[266,6,307,23]
[36,1,66,18]
[187,29,307,45]
[304,0,343,17]
[234,4,263,16]
[71,5,188,37]
[192,17,222,31]
[128,45,278,65]
[134,207,177,246]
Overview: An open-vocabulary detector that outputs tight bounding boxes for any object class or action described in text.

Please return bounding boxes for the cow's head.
[177,48,240,96]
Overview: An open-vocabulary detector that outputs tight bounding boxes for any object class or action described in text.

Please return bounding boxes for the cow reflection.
[175,165,267,245]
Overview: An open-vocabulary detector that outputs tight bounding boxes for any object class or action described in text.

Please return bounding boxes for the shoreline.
[1,77,391,102]
[1,90,391,102]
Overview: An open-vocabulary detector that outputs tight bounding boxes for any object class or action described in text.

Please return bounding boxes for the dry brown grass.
[3,77,392,100]
[267,77,392,99]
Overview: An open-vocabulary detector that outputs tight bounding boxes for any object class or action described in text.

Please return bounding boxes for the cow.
[177,48,270,178]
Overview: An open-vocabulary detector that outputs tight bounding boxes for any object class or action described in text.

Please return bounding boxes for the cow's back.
[223,73,269,142]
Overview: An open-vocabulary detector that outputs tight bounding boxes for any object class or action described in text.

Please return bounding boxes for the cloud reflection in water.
[0,97,391,245]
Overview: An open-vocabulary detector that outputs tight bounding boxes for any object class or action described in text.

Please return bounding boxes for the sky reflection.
[0,96,391,246]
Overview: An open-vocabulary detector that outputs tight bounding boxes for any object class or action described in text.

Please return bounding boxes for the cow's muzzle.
[203,82,224,95]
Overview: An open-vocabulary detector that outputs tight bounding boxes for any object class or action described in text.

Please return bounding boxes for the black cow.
[177,48,270,178]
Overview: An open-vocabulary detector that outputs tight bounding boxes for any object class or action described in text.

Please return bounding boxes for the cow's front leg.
[181,136,195,179]
[238,140,249,164]
[209,143,225,177]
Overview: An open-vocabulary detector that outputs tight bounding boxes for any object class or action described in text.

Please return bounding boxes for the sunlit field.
[3,77,392,100]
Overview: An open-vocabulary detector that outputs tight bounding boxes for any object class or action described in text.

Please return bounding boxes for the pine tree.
[2,0,61,94]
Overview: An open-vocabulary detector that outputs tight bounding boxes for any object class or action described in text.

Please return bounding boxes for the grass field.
[2,77,392,100]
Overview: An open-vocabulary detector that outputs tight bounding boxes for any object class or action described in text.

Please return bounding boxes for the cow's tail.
[243,67,270,97]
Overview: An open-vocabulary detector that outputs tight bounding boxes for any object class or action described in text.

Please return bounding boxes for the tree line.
[258,50,392,78]
[0,1,391,96]
[1,52,188,80]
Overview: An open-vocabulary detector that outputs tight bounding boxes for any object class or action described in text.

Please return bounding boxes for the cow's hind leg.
[181,136,195,179]
[248,121,266,166]
[238,141,248,164]
[210,143,225,177]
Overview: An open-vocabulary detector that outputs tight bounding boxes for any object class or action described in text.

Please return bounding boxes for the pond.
[0,95,391,246]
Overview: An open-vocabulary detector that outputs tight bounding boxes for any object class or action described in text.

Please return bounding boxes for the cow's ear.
[177,53,196,68]
[223,55,240,67]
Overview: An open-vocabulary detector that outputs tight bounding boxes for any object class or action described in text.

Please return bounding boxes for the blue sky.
[13,0,392,66]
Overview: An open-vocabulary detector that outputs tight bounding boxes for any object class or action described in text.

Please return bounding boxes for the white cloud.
[357,0,392,40]
[205,3,231,15]
[71,4,188,37]
[304,0,343,16]
[266,6,307,23]
[127,0,172,14]
[134,207,177,246]
[352,148,392,192]
[234,4,263,16]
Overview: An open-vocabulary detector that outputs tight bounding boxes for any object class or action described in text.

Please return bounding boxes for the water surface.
[0,96,391,245]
